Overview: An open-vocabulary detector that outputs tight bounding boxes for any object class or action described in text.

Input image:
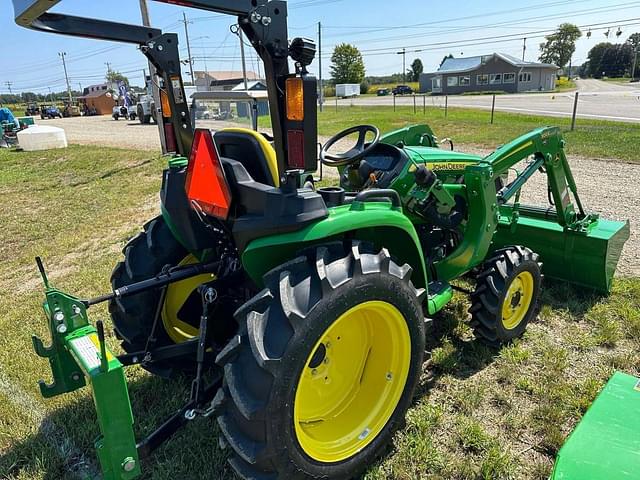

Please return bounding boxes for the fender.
[242,201,428,289]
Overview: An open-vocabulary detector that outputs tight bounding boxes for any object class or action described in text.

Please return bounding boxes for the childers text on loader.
[13,1,629,479]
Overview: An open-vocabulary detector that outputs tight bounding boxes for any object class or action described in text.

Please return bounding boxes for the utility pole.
[318,21,323,112]
[181,12,195,82]
[397,48,406,82]
[5,81,13,95]
[59,52,73,103]
[47,86,53,102]
[78,83,83,94]
[522,37,527,61]
[632,44,638,81]
[238,28,249,91]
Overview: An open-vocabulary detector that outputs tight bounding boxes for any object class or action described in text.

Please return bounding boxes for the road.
[338,79,640,123]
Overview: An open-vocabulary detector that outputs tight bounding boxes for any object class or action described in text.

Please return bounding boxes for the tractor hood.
[403,146,482,165]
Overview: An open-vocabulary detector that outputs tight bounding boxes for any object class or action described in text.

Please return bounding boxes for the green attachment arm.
[485,127,591,231]
[33,284,140,479]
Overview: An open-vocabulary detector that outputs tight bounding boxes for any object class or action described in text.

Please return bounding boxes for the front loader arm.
[484,126,587,230]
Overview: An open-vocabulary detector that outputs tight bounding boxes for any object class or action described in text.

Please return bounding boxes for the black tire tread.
[215,242,425,479]
[469,246,543,347]
[108,215,188,374]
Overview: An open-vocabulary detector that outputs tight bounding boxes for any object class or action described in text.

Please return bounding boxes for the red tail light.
[185,129,232,220]
[287,129,305,169]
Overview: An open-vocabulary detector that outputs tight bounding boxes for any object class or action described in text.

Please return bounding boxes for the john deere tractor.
[14,1,630,479]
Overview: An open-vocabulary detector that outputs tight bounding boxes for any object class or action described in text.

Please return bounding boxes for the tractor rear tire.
[214,242,426,479]
[109,215,195,376]
[469,246,542,347]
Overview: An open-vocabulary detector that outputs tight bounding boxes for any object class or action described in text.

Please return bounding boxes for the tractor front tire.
[109,215,194,376]
[215,243,426,479]
[469,246,542,347]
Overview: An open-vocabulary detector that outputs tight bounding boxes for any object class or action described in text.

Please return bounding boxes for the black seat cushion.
[213,130,275,186]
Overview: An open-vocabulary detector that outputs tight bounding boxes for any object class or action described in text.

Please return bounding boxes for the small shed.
[78,88,116,115]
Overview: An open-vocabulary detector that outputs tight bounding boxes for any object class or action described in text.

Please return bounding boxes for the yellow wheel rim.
[294,301,411,463]
[501,271,534,330]
[161,254,216,343]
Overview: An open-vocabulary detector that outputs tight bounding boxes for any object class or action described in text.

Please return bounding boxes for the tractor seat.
[213,128,279,187]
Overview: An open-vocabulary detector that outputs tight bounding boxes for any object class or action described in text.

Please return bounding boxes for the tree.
[106,70,130,87]
[628,33,640,78]
[439,54,454,68]
[330,43,365,84]
[586,42,634,77]
[409,58,423,81]
[539,23,582,68]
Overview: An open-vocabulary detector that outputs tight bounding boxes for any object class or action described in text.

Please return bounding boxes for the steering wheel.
[320,125,380,167]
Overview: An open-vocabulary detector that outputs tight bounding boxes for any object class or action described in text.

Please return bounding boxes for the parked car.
[194,104,213,120]
[392,85,413,95]
[40,104,62,119]
[376,88,390,96]
[24,103,40,116]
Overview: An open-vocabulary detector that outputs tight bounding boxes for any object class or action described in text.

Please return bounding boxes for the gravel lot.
[42,115,638,276]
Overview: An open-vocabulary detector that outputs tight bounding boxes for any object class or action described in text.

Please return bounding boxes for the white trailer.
[336,83,360,98]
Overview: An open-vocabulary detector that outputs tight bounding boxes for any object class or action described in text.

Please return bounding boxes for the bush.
[360,81,370,95]
[323,86,335,98]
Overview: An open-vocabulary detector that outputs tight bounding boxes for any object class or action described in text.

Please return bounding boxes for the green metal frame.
[33,275,139,479]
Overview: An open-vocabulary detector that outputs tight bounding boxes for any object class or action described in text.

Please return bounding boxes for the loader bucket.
[492,205,630,294]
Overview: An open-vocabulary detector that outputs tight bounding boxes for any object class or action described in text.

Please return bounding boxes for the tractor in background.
[12,1,630,479]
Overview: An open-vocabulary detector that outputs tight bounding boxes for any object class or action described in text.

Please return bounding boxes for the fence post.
[571,92,579,131]
[393,94,396,112]
[413,94,416,114]
[423,94,426,115]
[444,95,448,118]
[490,94,496,124]
[335,96,338,113]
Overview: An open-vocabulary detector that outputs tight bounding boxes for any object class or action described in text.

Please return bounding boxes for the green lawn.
[601,77,633,84]
[0,145,639,480]
[311,106,640,163]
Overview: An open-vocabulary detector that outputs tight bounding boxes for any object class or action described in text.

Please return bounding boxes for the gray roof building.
[420,53,558,94]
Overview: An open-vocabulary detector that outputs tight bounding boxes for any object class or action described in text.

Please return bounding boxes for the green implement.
[552,372,640,479]
[33,262,140,479]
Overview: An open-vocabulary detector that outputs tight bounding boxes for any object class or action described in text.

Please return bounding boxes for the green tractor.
[14,1,630,479]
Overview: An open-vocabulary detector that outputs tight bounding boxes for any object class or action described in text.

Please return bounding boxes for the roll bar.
[13,0,317,176]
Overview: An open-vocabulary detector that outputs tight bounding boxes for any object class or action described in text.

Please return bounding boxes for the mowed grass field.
[0,140,639,478]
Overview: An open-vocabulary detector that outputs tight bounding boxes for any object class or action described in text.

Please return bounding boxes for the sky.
[2,0,640,94]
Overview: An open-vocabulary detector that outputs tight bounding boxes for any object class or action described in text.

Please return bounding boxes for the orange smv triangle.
[186,128,232,219]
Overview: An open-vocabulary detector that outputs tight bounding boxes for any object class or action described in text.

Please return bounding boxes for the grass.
[601,77,633,84]
[0,145,639,480]
[310,105,640,163]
